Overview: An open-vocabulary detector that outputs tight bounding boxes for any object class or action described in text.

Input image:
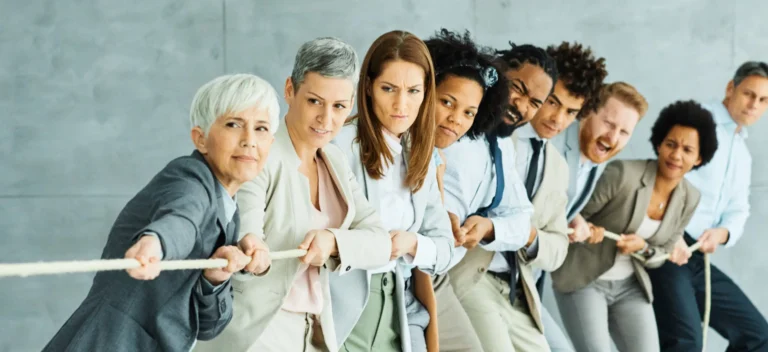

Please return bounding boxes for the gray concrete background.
[1,0,766,350]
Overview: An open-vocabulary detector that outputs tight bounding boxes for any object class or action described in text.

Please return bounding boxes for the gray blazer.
[550,121,608,222]
[43,151,238,352]
[330,124,454,352]
[551,159,701,301]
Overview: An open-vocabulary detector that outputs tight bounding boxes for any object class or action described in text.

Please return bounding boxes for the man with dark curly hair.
[509,41,608,352]
[647,61,768,352]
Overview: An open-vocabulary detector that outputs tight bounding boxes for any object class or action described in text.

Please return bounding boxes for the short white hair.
[190,73,280,135]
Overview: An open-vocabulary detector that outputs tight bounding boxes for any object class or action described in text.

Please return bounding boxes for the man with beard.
[511,42,608,352]
[440,43,559,351]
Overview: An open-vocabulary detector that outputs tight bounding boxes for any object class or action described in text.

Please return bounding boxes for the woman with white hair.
[194,37,391,352]
[42,73,279,352]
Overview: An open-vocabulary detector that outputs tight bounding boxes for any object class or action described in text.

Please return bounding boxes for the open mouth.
[595,140,612,155]
[505,109,522,125]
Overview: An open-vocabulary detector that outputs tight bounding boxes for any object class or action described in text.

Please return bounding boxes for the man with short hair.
[515,41,608,352]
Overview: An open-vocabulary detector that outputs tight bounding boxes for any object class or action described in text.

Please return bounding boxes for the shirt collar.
[710,102,749,139]
[383,131,403,155]
[518,123,547,143]
[579,153,596,169]
[218,182,237,224]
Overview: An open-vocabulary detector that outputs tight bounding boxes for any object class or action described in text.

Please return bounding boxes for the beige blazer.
[194,126,391,352]
[448,141,569,332]
[551,159,701,302]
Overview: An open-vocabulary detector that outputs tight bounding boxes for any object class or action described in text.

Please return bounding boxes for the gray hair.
[733,61,768,87]
[190,73,280,135]
[291,37,360,92]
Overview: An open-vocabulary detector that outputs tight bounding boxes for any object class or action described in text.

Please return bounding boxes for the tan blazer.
[551,159,701,302]
[194,126,391,352]
[449,141,570,332]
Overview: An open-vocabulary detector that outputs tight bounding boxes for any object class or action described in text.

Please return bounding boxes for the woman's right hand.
[668,237,691,265]
[299,230,338,267]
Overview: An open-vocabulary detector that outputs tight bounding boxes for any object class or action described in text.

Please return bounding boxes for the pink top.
[281,155,347,315]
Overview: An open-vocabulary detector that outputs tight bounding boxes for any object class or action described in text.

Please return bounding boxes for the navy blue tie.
[470,135,518,305]
[473,135,504,217]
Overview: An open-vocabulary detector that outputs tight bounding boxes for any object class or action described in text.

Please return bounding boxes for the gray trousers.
[542,305,575,352]
[554,275,659,352]
[405,275,429,352]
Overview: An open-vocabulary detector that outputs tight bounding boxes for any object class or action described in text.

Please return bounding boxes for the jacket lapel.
[318,147,351,225]
[403,142,422,233]
[626,161,657,233]
[563,124,580,204]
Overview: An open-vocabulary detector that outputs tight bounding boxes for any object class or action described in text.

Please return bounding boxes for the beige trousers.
[433,274,484,352]
[461,273,550,352]
[249,309,325,352]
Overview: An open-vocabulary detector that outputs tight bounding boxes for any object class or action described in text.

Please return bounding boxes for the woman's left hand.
[616,234,647,254]
[390,230,418,260]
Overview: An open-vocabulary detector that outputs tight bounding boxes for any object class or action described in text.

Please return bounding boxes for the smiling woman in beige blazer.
[551,100,719,352]
[194,37,391,352]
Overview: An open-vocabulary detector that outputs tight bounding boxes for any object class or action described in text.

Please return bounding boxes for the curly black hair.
[546,42,607,119]
[425,29,509,140]
[495,42,558,95]
[650,100,718,169]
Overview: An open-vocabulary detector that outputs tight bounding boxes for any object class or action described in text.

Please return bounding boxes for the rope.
[0,249,307,278]
[568,228,711,351]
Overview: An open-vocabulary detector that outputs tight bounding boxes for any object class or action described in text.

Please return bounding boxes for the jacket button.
[219,300,227,314]
[478,267,486,273]
[345,266,351,271]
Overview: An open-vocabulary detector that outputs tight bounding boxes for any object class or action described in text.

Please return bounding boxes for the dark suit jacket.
[551,159,700,302]
[44,150,238,352]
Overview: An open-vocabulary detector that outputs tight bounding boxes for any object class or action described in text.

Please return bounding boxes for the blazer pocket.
[96,304,160,351]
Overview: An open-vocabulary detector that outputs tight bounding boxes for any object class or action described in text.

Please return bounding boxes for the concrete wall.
[2,0,766,350]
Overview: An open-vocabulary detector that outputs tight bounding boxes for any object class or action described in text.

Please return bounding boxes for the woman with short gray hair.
[195,37,391,352]
[43,73,278,352]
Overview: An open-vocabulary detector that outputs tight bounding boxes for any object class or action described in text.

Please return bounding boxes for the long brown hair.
[349,30,437,192]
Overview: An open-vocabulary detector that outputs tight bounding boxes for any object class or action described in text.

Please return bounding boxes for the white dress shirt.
[684,102,751,247]
[442,135,534,272]
[369,133,437,274]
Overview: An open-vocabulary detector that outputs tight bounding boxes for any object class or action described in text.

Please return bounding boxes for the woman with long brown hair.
[331,30,454,352]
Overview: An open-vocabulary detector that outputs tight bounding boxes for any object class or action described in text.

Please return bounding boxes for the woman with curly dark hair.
[416,28,510,352]
[551,100,718,352]
[425,29,509,202]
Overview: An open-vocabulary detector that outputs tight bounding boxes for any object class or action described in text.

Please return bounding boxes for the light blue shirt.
[684,102,751,247]
[442,135,535,271]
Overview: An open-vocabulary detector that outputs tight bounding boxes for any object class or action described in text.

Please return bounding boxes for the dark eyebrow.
[307,91,324,101]
[549,94,562,106]
[444,94,457,102]
[512,79,529,96]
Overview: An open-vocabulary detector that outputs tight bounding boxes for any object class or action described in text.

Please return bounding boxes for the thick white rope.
[0,249,307,278]
[568,228,710,351]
